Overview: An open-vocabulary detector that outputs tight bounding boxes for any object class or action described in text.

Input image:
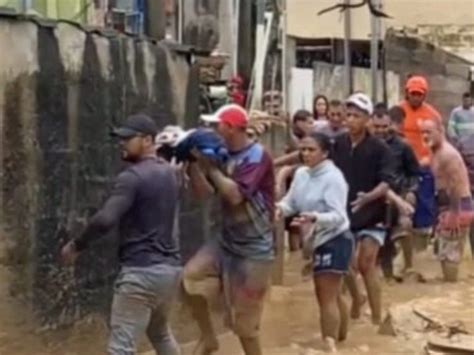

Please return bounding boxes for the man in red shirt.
[185,105,275,355]
[400,76,442,251]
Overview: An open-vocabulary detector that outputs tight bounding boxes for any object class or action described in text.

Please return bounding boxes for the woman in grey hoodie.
[276,132,353,352]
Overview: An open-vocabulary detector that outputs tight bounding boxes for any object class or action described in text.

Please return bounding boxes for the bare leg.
[288,229,302,252]
[184,293,219,354]
[379,238,395,280]
[239,337,262,355]
[358,237,382,325]
[345,270,364,319]
[182,244,221,355]
[441,261,459,282]
[337,294,349,342]
[314,273,344,351]
[344,245,365,319]
[399,235,413,270]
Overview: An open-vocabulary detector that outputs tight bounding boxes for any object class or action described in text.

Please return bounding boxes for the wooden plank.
[427,335,474,354]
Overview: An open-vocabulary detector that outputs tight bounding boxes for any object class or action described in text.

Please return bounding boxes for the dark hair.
[329,99,342,107]
[388,105,406,125]
[313,95,329,120]
[293,109,312,123]
[308,132,332,154]
[374,102,387,117]
[462,92,472,99]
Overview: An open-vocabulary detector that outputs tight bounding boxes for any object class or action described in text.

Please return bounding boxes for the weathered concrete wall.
[403,24,474,64]
[312,61,401,106]
[0,16,200,327]
[385,31,472,120]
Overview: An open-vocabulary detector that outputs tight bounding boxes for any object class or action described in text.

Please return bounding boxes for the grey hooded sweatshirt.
[277,160,350,251]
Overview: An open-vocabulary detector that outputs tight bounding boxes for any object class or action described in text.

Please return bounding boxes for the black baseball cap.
[111,114,158,139]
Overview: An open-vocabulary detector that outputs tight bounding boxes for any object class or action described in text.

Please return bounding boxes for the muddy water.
[1,249,473,355]
[180,250,474,355]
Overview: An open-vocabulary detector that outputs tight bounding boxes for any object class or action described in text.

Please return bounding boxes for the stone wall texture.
[0,15,201,328]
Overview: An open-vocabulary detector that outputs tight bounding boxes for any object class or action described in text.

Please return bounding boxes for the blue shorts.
[413,168,436,229]
[313,231,354,275]
[354,227,386,246]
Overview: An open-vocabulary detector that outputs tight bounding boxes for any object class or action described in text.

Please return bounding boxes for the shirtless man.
[420,120,473,282]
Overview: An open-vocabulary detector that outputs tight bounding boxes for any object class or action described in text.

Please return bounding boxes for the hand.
[275,206,283,221]
[397,199,415,216]
[290,213,317,228]
[351,192,370,213]
[405,192,416,206]
[61,241,80,266]
[299,212,318,223]
[191,148,216,174]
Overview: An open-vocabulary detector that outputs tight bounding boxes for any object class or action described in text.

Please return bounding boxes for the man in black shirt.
[373,107,419,279]
[332,93,393,325]
[61,114,182,355]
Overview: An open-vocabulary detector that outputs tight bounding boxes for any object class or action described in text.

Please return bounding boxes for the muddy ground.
[1,247,473,355]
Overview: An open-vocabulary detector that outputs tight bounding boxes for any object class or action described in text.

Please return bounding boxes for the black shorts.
[313,231,354,275]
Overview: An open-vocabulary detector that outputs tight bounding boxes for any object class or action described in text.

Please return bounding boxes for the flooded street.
[1,248,473,355]
[177,248,474,355]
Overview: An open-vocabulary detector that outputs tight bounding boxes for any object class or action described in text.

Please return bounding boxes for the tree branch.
[317,0,391,18]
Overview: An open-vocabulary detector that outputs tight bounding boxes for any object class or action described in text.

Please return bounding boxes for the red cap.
[406,76,428,95]
[201,104,249,128]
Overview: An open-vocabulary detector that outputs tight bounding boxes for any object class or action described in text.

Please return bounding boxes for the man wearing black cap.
[61,114,182,355]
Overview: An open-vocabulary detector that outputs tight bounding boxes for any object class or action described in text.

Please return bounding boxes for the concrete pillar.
[145,0,166,40]
[237,0,253,83]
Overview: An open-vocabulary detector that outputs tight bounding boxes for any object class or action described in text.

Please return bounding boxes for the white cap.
[346,93,374,115]
[155,125,190,147]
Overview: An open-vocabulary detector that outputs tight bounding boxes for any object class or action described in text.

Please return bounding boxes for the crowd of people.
[59,75,473,355]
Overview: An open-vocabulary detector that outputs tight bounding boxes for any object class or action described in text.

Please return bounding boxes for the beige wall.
[288,0,474,40]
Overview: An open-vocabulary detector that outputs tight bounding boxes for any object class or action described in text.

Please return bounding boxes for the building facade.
[0,0,146,34]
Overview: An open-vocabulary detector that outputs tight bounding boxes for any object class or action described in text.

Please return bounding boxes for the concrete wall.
[385,30,471,120]
[0,15,200,327]
[312,61,400,105]
[404,24,474,64]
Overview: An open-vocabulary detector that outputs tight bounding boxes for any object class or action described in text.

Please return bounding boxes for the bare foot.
[338,332,347,342]
[371,316,382,325]
[193,336,219,355]
[350,295,367,319]
[322,337,337,353]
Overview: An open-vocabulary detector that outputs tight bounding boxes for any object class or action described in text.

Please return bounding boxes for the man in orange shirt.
[400,76,442,251]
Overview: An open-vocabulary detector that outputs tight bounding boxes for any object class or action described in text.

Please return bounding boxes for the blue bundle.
[175,128,229,164]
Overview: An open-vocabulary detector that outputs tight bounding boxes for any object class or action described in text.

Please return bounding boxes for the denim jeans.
[108,264,182,355]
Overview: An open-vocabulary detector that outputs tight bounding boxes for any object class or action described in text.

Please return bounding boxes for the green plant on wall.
[0,0,94,24]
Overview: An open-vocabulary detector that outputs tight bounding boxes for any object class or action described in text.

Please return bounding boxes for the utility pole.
[343,0,352,97]
[370,0,382,102]
[282,0,288,113]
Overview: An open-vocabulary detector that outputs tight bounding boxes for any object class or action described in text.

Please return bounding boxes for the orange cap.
[406,76,428,95]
